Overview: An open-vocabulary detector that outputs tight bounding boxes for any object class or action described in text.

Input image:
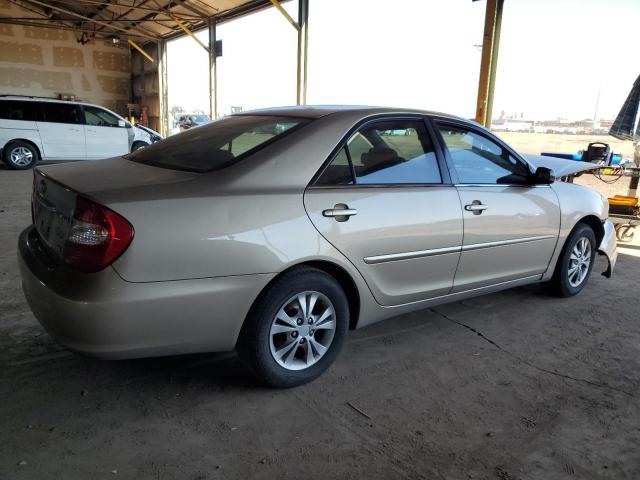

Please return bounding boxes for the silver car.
[18,106,617,387]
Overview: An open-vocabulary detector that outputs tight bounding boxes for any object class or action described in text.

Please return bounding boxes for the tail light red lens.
[63,196,134,273]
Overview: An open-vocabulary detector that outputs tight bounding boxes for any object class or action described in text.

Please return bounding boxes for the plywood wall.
[0,1,131,115]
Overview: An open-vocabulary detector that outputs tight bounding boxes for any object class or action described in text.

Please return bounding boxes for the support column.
[485,0,504,129]
[157,39,169,137]
[629,142,640,197]
[208,19,218,119]
[296,0,309,105]
[475,0,497,127]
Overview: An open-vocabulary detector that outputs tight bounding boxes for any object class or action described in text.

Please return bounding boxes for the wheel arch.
[244,260,361,332]
[577,214,604,246]
[3,138,42,161]
[130,140,149,152]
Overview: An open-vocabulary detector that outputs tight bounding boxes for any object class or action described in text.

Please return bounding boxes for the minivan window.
[125,115,310,173]
[83,105,122,127]
[0,100,39,121]
[42,102,82,124]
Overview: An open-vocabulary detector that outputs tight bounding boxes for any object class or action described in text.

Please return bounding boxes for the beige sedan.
[18,106,617,387]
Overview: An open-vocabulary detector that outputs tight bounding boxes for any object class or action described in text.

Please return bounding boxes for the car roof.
[235,105,468,122]
[0,95,125,118]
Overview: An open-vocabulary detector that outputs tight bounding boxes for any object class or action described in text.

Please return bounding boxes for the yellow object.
[173,17,209,52]
[608,195,640,207]
[128,40,154,63]
[269,0,300,31]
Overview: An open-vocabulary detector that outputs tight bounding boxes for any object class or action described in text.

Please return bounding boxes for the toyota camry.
[18,106,617,387]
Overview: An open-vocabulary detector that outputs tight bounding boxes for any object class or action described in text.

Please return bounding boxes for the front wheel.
[546,223,596,297]
[237,267,349,388]
[131,141,148,152]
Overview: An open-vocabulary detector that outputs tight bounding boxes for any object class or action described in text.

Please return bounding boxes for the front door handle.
[322,204,357,222]
[464,201,488,215]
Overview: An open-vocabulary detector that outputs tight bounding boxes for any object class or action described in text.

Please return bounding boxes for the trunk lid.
[32,157,198,260]
[35,157,199,203]
[32,168,76,259]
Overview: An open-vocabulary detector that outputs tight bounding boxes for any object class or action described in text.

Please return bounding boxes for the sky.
[167,0,640,121]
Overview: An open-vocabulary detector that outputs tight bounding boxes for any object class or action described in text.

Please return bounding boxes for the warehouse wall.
[0,2,131,115]
[131,46,161,132]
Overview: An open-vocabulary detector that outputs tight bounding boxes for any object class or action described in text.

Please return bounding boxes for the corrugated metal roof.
[1,0,274,42]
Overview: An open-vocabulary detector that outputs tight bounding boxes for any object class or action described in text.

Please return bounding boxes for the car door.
[37,102,85,160]
[82,105,130,159]
[304,117,463,306]
[434,120,560,292]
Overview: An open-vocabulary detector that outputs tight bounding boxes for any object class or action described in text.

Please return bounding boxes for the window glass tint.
[226,122,299,157]
[0,100,38,121]
[84,105,121,127]
[438,126,530,184]
[42,102,81,124]
[351,120,441,184]
[315,147,354,186]
[126,115,309,172]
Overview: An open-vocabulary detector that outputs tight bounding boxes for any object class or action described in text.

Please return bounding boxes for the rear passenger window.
[42,102,81,124]
[314,119,441,186]
[0,100,39,121]
[315,148,354,186]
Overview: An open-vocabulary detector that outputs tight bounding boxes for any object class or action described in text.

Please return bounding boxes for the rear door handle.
[322,204,357,222]
[464,202,488,215]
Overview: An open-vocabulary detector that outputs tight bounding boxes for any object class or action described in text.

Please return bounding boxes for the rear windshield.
[125,115,310,172]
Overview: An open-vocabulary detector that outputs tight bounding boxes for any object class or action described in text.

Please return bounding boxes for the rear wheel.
[547,223,596,297]
[3,141,38,169]
[237,266,349,388]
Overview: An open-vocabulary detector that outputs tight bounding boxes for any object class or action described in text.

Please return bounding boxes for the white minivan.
[0,96,163,169]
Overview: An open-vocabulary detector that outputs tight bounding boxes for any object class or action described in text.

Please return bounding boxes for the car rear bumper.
[598,219,617,278]
[18,226,275,359]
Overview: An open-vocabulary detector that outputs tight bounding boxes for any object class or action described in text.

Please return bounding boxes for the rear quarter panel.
[0,119,43,156]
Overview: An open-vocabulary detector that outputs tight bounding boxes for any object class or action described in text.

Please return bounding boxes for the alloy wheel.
[567,237,591,288]
[10,146,33,167]
[269,291,337,371]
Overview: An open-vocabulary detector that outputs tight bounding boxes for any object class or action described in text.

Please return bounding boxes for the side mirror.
[532,166,555,184]
[119,119,131,128]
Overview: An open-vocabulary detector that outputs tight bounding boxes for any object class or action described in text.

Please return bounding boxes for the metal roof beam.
[63,0,202,20]
[21,0,159,40]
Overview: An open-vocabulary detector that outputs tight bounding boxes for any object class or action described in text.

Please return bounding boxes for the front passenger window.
[83,106,121,127]
[437,126,530,185]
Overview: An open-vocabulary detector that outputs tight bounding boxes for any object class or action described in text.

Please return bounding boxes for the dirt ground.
[1,165,640,480]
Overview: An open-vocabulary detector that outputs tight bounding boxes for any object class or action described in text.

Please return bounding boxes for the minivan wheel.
[3,141,38,169]
[237,266,349,388]
[546,223,596,297]
[131,141,147,152]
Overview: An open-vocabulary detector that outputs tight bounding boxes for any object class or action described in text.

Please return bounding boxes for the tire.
[131,141,148,152]
[237,266,349,388]
[546,223,596,297]
[3,140,38,169]
[616,225,635,243]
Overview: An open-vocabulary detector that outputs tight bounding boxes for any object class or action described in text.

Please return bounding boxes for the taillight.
[63,196,134,273]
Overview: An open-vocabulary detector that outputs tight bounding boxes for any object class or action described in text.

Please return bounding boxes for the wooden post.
[296,0,309,105]
[485,0,504,129]
[475,0,497,126]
